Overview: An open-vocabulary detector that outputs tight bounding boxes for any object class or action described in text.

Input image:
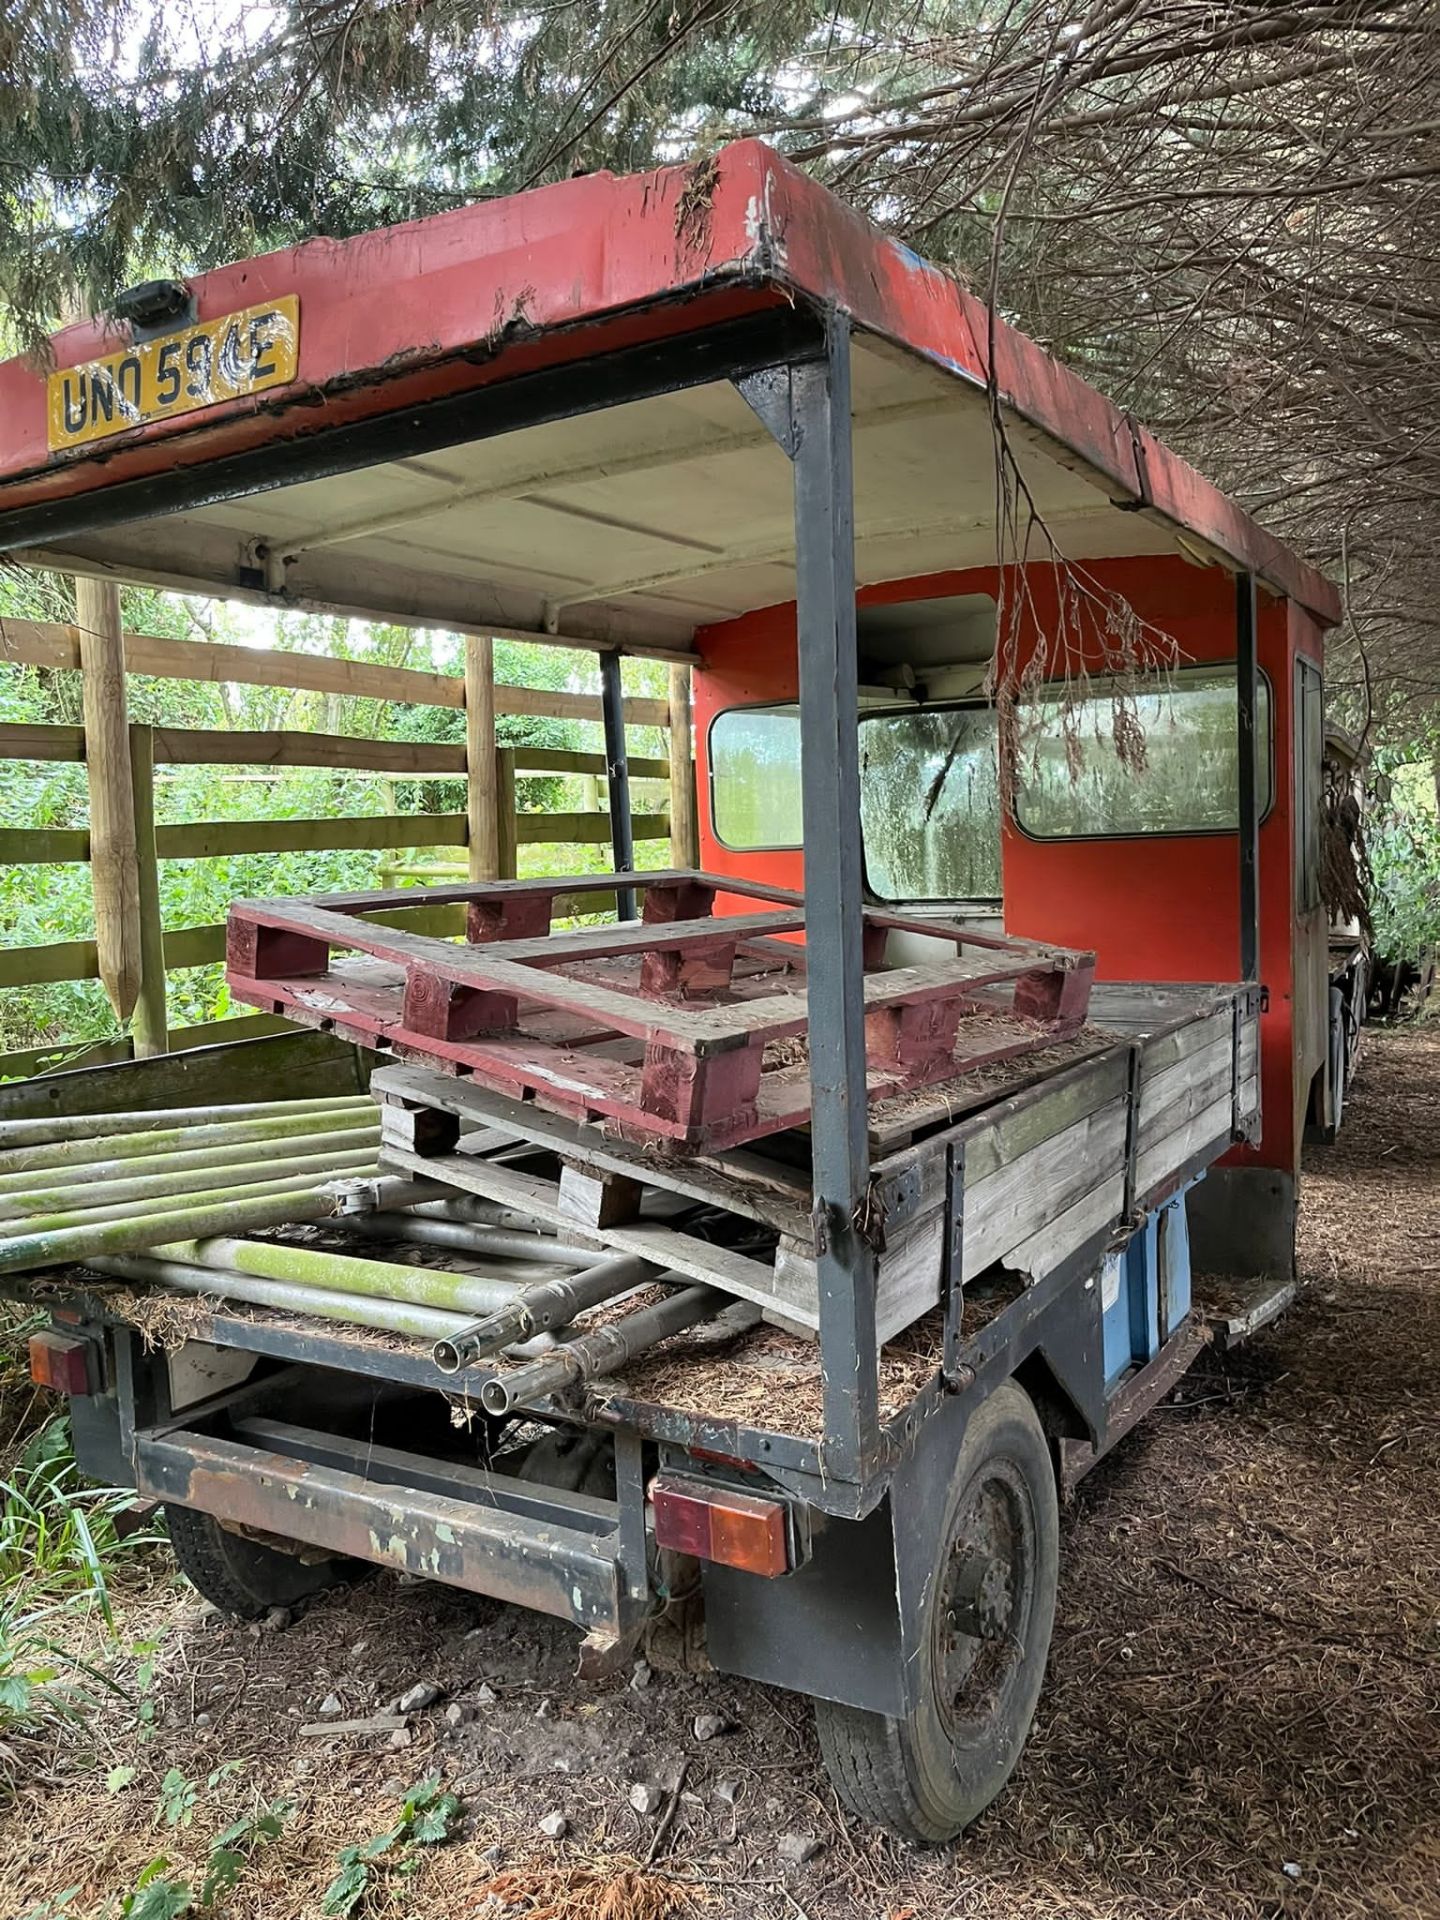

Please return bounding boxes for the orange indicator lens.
[651,1473,790,1578]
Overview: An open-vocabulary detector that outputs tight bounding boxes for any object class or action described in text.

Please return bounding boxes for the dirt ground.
[4,1027,1437,1920]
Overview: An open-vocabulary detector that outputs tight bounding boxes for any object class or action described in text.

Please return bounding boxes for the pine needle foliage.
[0,2,815,345]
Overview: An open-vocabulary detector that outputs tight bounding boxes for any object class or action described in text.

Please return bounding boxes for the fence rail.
[0,621,672,724]
[0,616,696,1076]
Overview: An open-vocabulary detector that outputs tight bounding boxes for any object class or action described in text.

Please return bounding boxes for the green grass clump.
[0,1415,159,1798]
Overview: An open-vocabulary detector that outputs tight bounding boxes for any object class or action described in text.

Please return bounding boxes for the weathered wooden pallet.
[226,871,1094,1153]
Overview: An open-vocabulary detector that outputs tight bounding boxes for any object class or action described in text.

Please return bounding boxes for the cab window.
[859,706,1002,902]
[1013,665,1273,839]
[708,701,1003,903]
[709,704,803,851]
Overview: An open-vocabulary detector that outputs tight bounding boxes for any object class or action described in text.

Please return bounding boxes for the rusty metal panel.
[0,152,780,505]
[134,1426,630,1631]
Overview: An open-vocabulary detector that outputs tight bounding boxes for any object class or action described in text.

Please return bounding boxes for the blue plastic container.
[1101,1179,1198,1389]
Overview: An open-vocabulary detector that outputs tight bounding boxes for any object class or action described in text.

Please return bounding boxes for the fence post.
[127,723,168,1058]
[465,633,500,881]
[495,748,518,880]
[668,663,698,869]
[75,577,142,1023]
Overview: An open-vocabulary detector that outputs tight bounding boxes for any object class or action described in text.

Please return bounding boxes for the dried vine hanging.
[1321,760,1374,938]
[927,15,1183,826]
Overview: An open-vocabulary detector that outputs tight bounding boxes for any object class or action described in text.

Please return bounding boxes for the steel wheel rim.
[932,1457,1037,1748]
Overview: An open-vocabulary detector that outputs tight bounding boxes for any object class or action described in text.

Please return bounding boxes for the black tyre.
[815,1380,1059,1844]
[165,1504,357,1619]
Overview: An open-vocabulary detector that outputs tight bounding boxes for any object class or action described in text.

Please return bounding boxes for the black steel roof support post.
[600,648,636,921]
[789,316,880,1483]
[1236,571,1261,983]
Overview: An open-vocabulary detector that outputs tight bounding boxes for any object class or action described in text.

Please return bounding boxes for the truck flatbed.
[372,977,1256,1346]
[23,976,1256,1511]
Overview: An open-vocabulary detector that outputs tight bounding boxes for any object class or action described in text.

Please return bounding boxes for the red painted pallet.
[226,871,1095,1152]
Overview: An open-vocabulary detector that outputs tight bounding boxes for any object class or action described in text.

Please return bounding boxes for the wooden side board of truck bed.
[792,989,1258,1341]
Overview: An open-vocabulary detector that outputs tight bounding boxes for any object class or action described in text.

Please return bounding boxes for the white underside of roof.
[26,331,1195,657]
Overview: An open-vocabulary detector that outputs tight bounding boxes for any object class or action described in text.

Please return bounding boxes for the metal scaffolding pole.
[600,648,636,922]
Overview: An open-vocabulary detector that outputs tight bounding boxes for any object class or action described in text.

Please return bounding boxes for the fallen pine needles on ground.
[0,1026,1436,1919]
[480,1856,708,1920]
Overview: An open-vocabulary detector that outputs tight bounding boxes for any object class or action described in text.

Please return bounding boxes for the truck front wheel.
[814,1381,1060,1844]
[165,1504,358,1619]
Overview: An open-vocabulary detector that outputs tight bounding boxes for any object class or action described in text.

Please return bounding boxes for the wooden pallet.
[226,871,1094,1152]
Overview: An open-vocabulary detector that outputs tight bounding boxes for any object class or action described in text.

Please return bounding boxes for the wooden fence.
[0,612,698,1078]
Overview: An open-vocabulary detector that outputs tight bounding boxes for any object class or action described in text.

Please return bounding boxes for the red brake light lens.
[29,1331,96,1396]
[651,1473,790,1577]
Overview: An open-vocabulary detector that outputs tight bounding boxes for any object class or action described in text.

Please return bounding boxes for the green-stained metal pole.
[479,1283,728,1416]
[89,1253,481,1343]
[0,1152,380,1259]
[0,1127,382,1208]
[158,1236,523,1316]
[0,1097,373,1150]
[409,1198,547,1231]
[0,1146,382,1226]
[336,1212,596,1266]
[0,1103,378,1178]
[0,1172,437,1276]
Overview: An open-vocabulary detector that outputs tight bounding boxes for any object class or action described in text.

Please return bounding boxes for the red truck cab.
[694,553,1327,1277]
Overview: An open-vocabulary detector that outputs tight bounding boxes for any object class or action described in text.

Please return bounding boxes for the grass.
[0,1410,161,1801]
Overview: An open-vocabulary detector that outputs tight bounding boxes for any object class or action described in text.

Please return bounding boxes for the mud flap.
[701,1497,906,1716]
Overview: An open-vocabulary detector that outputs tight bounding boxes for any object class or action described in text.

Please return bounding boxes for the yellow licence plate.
[47,295,300,452]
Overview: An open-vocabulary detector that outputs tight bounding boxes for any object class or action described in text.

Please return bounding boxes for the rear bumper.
[134,1417,651,1642]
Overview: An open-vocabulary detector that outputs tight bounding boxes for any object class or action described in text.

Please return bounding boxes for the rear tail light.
[651,1472,790,1577]
[29,1330,97,1396]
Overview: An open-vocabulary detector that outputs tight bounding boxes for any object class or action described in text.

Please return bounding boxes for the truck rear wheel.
[814,1381,1059,1844]
[165,1504,357,1619]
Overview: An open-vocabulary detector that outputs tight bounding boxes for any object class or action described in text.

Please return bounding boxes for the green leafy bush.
[1369,770,1440,966]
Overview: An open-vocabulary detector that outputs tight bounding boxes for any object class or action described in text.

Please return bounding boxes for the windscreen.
[708,666,1270,904]
[709,701,1003,902]
[859,707,1002,901]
